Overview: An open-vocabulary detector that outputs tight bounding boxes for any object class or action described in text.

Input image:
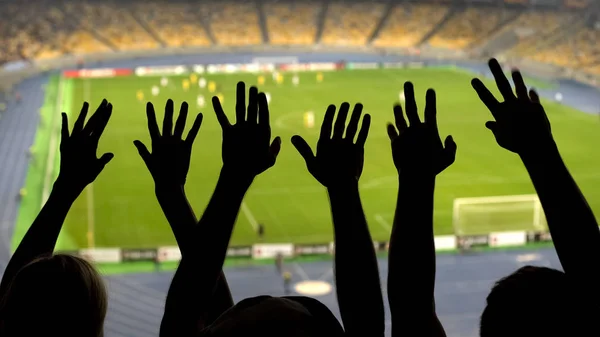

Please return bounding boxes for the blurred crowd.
[1,1,599,75]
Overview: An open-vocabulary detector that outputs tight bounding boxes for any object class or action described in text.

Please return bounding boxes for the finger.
[320,104,336,140]
[529,89,540,104]
[489,58,515,101]
[96,152,114,174]
[404,82,420,125]
[471,79,500,119]
[91,103,112,142]
[146,102,161,141]
[173,102,189,139]
[60,113,70,145]
[386,123,398,141]
[443,135,457,166]
[83,99,108,135]
[163,99,174,137]
[344,103,363,141]
[133,140,151,167]
[291,135,315,163]
[332,102,350,139]
[248,86,258,124]
[73,102,90,134]
[424,89,438,130]
[393,104,407,133]
[212,96,230,128]
[258,92,269,125]
[235,81,246,124]
[269,136,282,165]
[185,113,203,146]
[511,70,528,100]
[356,114,371,147]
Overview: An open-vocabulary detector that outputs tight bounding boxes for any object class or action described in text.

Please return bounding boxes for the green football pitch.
[13,67,600,251]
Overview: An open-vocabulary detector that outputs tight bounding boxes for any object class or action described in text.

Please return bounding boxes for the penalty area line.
[241,202,259,231]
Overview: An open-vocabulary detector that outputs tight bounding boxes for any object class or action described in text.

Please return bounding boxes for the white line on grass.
[41,77,64,205]
[240,202,258,231]
[83,79,95,248]
[87,184,95,248]
[375,214,392,232]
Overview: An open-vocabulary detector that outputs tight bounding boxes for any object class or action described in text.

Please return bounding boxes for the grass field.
[13,67,600,250]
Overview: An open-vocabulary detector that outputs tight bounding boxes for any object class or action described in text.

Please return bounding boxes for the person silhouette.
[0,100,114,337]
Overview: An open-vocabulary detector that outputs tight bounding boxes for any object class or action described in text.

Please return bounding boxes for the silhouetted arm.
[386,84,455,337]
[520,145,600,282]
[0,100,113,297]
[159,172,251,336]
[134,100,233,334]
[142,83,280,337]
[472,59,600,295]
[292,103,384,337]
[328,182,384,337]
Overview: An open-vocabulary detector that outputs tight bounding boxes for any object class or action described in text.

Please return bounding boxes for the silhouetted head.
[202,295,344,337]
[480,265,590,337]
[0,254,107,337]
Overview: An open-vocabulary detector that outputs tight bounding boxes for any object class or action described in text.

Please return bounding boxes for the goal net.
[452,194,547,236]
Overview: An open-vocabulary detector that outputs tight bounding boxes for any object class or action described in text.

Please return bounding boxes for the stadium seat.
[321,2,385,46]
[265,1,319,45]
[201,2,262,46]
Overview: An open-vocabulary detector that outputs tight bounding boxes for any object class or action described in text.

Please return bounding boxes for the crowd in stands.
[0,2,599,73]
[1,58,599,336]
[428,7,516,50]
[320,2,384,46]
[372,4,450,48]
[265,1,319,45]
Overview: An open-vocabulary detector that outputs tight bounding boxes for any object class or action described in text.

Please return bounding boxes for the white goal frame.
[452,194,545,236]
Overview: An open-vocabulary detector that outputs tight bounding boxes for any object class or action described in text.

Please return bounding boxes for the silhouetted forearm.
[0,179,80,297]
[157,186,233,337]
[328,182,384,337]
[389,175,444,337]
[521,142,600,286]
[160,168,251,336]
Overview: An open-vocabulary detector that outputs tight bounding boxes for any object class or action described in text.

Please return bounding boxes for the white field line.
[241,201,259,231]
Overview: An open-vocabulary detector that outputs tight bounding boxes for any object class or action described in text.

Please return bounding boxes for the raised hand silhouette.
[471,58,553,156]
[213,81,281,179]
[387,82,456,176]
[134,99,203,188]
[58,99,114,191]
[291,103,371,187]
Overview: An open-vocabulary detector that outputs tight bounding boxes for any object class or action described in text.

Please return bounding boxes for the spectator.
[385,81,456,337]
[292,101,385,336]
[472,59,600,337]
[0,100,114,337]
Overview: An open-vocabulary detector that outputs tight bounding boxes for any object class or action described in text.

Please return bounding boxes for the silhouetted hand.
[292,103,371,187]
[471,58,553,156]
[134,100,202,188]
[57,99,114,192]
[213,82,281,180]
[387,83,456,177]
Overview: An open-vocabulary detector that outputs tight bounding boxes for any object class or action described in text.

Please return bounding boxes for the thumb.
[268,136,282,167]
[443,135,457,166]
[95,152,114,175]
[291,135,315,164]
[133,140,152,168]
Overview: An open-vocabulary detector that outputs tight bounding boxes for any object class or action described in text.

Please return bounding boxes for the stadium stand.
[320,1,385,46]
[132,3,212,48]
[505,10,575,59]
[372,4,450,48]
[200,2,263,45]
[264,1,320,45]
[62,2,159,51]
[428,7,516,50]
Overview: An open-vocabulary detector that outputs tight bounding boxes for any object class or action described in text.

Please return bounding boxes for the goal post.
[452,194,547,236]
